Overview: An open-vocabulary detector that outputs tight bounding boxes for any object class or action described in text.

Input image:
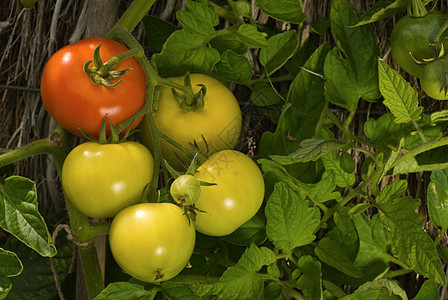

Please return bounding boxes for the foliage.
[4,0,448,299]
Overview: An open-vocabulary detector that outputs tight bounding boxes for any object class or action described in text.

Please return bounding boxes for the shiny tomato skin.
[40,37,146,138]
[420,56,448,100]
[61,141,154,218]
[193,150,265,236]
[139,74,242,168]
[109,203,196,282]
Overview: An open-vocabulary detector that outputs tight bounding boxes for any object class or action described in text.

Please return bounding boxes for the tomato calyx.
[171,74,207,112]
[78,114,136,144]
[83,44,138,87]
[408,0,428,18]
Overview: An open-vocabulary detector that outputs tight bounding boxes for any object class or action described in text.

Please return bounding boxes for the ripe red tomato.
[40,37,146,138]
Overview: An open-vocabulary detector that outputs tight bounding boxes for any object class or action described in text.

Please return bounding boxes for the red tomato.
[40,37,146,138]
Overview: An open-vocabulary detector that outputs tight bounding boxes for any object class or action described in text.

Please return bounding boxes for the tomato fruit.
[420,55,448,100]
[139,74,242,168]
[193,150,265,236]
[40,37,146,138]
[170,174,201,206]
[61,141,154,218]
[109,202,195,282]
[390,10,448,78]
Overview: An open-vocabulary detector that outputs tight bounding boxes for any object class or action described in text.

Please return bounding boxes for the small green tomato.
[170,174,201,206]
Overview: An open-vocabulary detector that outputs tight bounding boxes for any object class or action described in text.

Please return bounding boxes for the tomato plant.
[192,150,265,236]
[6,1,448,299]
[40,37,146,138]
[139,73,242,168]
[109,202,195,282]
[390,10,448,77]
[61,141,154,218]
[420,55,448,100]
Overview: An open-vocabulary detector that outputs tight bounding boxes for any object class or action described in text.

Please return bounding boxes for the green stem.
[411,119,427,143]
[0,126,73,172]
[107,0,156,35]
[209,1,242,25]
[78,242,105,299]
[258,274,304,300]
[432,19,448,44]
[326,108,387,151]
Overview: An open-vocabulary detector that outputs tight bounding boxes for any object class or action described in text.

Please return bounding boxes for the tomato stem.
[408,0,428,17]
[107,0,156,34]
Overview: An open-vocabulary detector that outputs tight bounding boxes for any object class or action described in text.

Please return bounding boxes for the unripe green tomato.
[61,141,154,218]
[109,203,196,282]
[170,174,201,206]
[420,56,448,100]
[193,150,265,236]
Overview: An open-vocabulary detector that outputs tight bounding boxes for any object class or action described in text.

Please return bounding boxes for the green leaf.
[94,282,156,300]
[321,151,356,188]
[296,256,323,300]
[259,30,300,75]
[213,51,252,83]
[330,0,381,102]
[255,0,305,24]
[265,183,320,253]
[350,0,408,27]
[259,44,330,156]
[378,59,423,123]
[427,169,448,228]
[413,279,440,300]
[324,48,359,110]
[0,176,56,257]
[377,181,446,285]
[210,33,248,55]
[153,29,220,77]
[162,279,215,300]
[309,171,342,203]
[221,212,266,246]
[235,24,268,48]
[0,277,11,300]
[250,82,283,107]
[270,138,352,165]
[6,231,73,300]
[311,17,331,35]
[142,16,178,54]
[315,222,363,278]
[341,279,407,299]
[263,282,282,300]
[176,1,218,36]
[212,244,276,299]
[0,249,22,277]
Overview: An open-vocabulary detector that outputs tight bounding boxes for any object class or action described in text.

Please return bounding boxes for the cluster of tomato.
[40,37,265,282]
[390,9,448,99]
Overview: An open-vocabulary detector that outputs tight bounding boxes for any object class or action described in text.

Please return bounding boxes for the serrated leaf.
[6,231,73,300]
[330,0,381,103]
[393,154,448,175]
[348,203,371,216]
[378,59,423,123]
[321,151,356,188]
[0,176,56,257]
[265,183,320,253]
[153,30,220,77]
[255,0,305,24]
[162,280,214,300]
[235,24,268,48]
[377,181,445,285]
[213,50,252,83]
[0,249,22,277]
[341,279,407,299]
[259,30,300,75]
[270,138,352,165]
[259,44,330,156]
[94,282,155,300]
[350,0,408,27]
[212,244,276,300]
[296,256,323,300]
[309,171,342,203]
[176,1,218,37]
[315,224,363,278]
[427,169,448,229]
